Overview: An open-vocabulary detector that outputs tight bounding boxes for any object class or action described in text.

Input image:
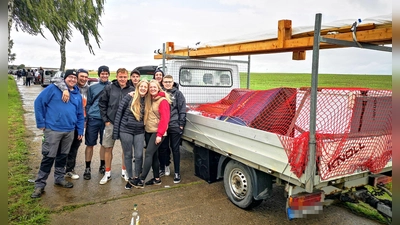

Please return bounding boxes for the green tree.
[8,0,105,70]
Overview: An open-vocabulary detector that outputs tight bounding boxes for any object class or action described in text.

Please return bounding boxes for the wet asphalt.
[16,77,380,225]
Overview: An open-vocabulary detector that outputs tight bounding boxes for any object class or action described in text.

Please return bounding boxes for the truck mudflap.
[286,190,324,220]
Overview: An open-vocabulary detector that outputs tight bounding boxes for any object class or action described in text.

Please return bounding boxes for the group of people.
[31,65,187,198]
[16,67,43,86]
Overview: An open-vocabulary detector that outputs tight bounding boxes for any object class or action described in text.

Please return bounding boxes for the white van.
[41,70,58,87]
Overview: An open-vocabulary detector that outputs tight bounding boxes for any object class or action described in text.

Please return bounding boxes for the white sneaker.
[100,172,111,185]
[65,171,80,180]
[165,166,171,176]
[121,170,129,182]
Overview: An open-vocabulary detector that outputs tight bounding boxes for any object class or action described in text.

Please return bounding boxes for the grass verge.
[8,75,51,224]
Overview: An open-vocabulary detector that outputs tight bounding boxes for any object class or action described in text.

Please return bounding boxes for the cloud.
[9,0,392,74]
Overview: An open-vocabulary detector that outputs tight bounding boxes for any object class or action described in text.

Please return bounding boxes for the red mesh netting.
[188,87,392,180]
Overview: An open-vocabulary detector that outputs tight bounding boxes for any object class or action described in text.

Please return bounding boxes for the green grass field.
[240,73,392,90]
[90,71,392,90]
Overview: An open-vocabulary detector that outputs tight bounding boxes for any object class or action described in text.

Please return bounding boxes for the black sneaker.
[55,180,74,188]
[125,182,132,190]
[31,187,44,198]
[83,168,91,180]
[145,178,162,186]
[99,165,105,174]
[159,170,165,177]
[133,179,144,189]
[128,178,138,186]
[173,173,181,184]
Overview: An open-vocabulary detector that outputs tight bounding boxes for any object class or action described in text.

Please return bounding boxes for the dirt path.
[18,79,381,225]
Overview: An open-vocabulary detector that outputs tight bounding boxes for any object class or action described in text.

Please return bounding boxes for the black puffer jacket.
[98,80,134,124]
[112,94,145,139]
[165,86,186,133]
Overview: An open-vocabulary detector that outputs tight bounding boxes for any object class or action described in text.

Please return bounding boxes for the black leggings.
[139,132,165,180]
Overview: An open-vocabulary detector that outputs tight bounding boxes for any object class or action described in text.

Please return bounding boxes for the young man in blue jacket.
[83,65,111,180]
[31,70,84,198]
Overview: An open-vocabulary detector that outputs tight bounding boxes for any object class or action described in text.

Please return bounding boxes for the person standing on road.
[117,68,142,177]
[98,68,134,185]
[113,80,149,189]
[31,69,84,198]
[54,68,89,180]
[22,69,27,85]
[158,75,186,183]
[26,69,34,86]
[134,79,171,188]
[83,65,111,180]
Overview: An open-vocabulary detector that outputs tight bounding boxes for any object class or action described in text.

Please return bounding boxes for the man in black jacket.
[158,75,186,183]
[128,69,141,90]
[98,68,134,185]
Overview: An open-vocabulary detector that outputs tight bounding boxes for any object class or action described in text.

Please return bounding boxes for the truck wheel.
[223,160,262,209]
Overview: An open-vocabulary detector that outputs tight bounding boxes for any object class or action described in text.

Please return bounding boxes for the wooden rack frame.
[154,18,391,60]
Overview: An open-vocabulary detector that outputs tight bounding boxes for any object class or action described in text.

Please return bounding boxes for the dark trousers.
[140,132,164,180]
[35,130,74,188]
[25,77,31,86]
[64,130,82,173]
[158,131,182,174]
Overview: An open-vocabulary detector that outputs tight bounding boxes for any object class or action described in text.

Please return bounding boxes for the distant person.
[39,67,44,84]
[98,68,134,185]
[158,75,186,183]
[113,80,149,189]
[31,70,84,198]
[16,69,22,82]
[133,79,171,188]
[22,69,27,85]
[54,68,89,180]
[34,69,40,84]
[83,65,111,180]
[26,69,34,86]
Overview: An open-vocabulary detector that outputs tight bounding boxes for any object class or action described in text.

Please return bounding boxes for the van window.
[134,65,158,81]
[179,68,232,87]
[45,70,56,77]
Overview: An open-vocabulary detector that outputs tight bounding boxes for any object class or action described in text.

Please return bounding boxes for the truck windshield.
[179,68,232,87]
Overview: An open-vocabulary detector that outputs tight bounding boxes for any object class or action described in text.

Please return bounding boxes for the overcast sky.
[9,0,392,74]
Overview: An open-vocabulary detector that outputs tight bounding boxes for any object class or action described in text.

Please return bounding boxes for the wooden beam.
[292,51,306,60]
[154,26,392,60]
[292,23,377,38]
[277,20,292,48]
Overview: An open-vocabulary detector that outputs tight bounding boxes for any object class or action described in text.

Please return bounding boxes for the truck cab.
[161,59,240,104]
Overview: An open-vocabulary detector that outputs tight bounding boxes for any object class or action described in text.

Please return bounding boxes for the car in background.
[41,70,58,87]
[49,71,99,86]
[134,65,158,81]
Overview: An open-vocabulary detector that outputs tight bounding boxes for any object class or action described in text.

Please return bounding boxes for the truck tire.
[223,160,263,209]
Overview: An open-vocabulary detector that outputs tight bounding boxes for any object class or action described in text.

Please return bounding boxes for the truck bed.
[182,112,392,189]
